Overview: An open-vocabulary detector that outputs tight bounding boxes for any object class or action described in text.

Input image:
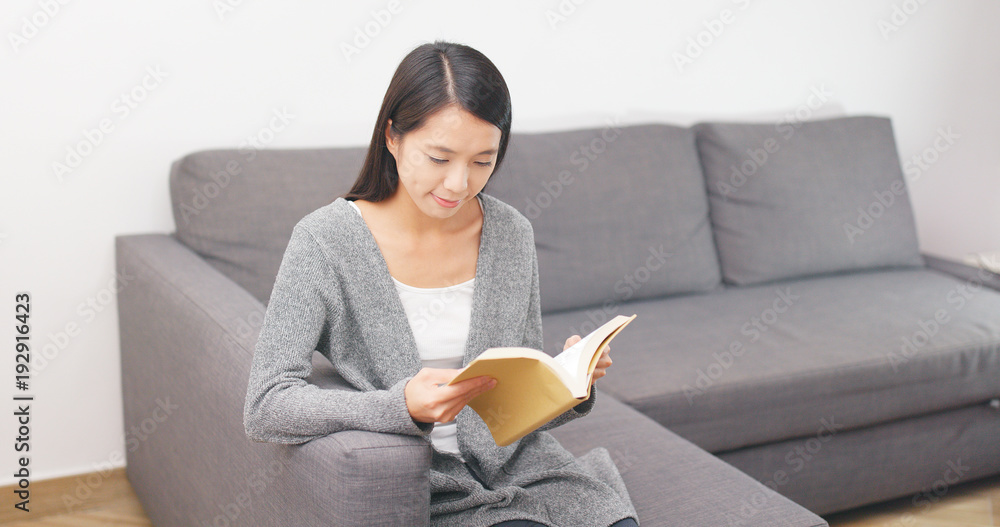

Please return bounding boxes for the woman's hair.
[342,40,512,202]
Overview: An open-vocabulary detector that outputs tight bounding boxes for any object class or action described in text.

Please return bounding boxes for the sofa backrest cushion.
[485,123,722,314]
[170,147,365,304]
[693,115,924,286]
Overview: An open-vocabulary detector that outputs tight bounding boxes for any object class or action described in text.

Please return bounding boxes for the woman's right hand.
[404,368,497,424]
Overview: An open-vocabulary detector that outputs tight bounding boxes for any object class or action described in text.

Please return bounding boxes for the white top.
[347,196,483,461]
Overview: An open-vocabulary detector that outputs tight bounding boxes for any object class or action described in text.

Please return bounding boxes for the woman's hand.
[405,368,496,424]
[564,335,613,384]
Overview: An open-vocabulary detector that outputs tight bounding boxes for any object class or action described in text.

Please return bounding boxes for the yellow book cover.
[447,314,638,446]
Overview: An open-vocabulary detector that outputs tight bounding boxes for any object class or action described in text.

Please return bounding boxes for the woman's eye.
[429,156,447,164]
[475,161,493,167]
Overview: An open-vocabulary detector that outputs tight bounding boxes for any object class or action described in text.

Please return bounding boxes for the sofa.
[115,113,1000,526]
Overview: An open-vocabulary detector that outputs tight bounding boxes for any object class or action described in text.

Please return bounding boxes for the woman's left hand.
[563,335,612,384]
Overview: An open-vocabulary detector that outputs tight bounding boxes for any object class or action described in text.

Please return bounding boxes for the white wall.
[2,0,997,486]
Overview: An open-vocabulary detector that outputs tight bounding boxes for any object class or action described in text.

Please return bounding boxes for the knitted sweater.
[244,192,638,526]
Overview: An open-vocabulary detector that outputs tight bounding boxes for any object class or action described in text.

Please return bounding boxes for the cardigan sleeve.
[244,223,434,444]
[520,228,596,433]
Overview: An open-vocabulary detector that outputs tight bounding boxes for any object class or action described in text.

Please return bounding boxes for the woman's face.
[385,104,501,218]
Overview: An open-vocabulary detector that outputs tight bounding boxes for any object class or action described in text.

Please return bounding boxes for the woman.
[244,40,639,527]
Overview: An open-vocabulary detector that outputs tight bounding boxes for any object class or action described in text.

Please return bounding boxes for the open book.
[447,314,638,446]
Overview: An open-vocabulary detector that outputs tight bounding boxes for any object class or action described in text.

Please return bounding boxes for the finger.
[425,368,462,383]
[435,388,478,422]
[460,377,496,405]
[446,375,492,393]
[439,400,466,423]
[443,384,490,422]
[459,375,495,393]
[440,376,493,404]
[469,378,497,399]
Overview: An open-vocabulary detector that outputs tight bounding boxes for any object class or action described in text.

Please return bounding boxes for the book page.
[552,331,594,383]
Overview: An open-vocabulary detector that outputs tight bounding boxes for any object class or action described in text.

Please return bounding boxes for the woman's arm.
[243,223,434,444]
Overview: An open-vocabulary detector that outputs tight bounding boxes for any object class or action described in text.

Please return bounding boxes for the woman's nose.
[444,165,469,192]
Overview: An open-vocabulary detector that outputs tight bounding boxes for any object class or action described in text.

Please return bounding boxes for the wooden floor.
[825,473,1000,527]
[1,468,997,525]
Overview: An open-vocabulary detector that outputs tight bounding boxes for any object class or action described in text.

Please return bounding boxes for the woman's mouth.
[432,194,461,208]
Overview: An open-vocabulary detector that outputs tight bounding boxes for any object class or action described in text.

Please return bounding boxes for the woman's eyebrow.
[428,144,497,156]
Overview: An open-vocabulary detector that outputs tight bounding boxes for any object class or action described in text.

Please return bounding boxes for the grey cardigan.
[244,192,638,527]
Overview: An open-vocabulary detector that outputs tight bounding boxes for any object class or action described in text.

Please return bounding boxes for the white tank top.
[347,197,483,461]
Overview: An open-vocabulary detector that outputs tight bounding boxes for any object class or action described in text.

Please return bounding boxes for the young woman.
[244,40,639,527]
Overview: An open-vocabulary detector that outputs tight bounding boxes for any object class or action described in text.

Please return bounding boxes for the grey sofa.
[116,114,1000,526]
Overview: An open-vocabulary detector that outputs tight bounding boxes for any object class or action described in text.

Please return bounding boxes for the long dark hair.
[342,40,512,202]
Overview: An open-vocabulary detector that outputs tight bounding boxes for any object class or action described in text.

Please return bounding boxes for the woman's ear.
[384,118,398,157]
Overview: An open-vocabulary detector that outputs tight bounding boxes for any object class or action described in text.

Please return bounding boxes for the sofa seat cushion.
[541,267,1000,453]
[486,123,722,314]
[548,388,828,526]
[694,115,924,286]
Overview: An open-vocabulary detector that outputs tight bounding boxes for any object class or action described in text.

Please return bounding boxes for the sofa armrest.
[116,233,431,526]
[922,252,1000,292]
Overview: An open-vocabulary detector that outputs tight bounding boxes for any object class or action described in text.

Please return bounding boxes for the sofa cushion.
[548,388,828,526]
[486,123,722,314]
[693,115,924,286]
[541,268,1000,453]
[170,147,366,304]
